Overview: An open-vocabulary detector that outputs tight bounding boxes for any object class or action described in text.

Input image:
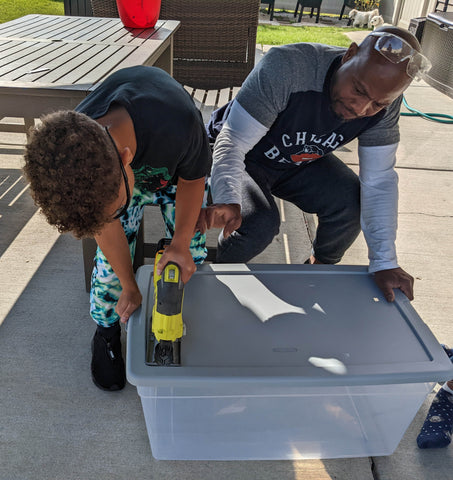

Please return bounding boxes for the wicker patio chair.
[262,0,276,21]
[294,0,323,24]
[90,0,260,90]
[160,0,260,90]
[339,0,356,21]
[90,0,118,17]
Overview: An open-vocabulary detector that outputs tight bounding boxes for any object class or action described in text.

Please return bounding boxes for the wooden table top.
[0,14,180,115]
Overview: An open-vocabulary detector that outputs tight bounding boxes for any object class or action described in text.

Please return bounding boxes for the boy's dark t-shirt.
[75,66,212,192]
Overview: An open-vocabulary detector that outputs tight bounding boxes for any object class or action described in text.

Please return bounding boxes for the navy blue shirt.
[76,66,212,192]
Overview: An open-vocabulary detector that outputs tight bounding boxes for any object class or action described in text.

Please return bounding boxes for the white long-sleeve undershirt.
[211,101,269,205]
[359,143,399,273]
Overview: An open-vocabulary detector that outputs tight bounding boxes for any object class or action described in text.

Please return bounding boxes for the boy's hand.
[374,267,414,302]
[155,244,196,284]
[116,286,142,323]
[196,203,241,238]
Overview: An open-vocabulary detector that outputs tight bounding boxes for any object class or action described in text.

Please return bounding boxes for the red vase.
[116,0,161,28]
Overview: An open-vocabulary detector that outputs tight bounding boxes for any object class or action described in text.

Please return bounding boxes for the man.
[23,66,212,391]
[198,26,431,302]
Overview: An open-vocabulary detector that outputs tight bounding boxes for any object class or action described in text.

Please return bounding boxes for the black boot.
[91,323,126,391]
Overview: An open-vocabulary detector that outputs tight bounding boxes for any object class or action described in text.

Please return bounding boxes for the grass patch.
[257,24,363,47]
[0,0,64,24]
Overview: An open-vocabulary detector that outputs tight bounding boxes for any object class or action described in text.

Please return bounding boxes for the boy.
[24,66,212,391]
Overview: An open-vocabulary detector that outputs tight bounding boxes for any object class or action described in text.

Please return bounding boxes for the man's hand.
[374,267,414,302]
[116,286,142,323]
[196,203,242,238]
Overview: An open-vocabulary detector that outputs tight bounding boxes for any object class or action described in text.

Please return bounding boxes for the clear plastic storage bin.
[127,264,453,460]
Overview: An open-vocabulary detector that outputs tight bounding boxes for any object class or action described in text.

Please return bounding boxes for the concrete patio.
[1,35,453,480]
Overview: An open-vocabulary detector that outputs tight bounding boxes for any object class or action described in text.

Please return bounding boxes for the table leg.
[24,118,35,139]
[148,39,174,76]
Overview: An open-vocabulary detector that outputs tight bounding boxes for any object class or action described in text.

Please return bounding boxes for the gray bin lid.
[126,264,453,388]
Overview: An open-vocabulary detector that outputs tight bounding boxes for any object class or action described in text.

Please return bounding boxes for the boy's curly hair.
[23,111,122,238]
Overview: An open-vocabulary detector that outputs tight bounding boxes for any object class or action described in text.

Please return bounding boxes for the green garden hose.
[401,95,453,124]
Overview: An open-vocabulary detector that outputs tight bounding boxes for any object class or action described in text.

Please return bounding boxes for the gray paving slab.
[397,83,453,171]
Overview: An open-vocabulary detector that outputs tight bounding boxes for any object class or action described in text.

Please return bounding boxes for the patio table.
[0,14,180,130]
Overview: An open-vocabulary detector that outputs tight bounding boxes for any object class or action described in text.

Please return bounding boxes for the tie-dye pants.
[90,184,208,327]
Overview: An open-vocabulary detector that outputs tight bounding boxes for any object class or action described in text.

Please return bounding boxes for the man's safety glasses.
[105,126,131,219]
[369,32,432,81]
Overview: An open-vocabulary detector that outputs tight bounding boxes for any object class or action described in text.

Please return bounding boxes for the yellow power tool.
[147,238,185,366]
